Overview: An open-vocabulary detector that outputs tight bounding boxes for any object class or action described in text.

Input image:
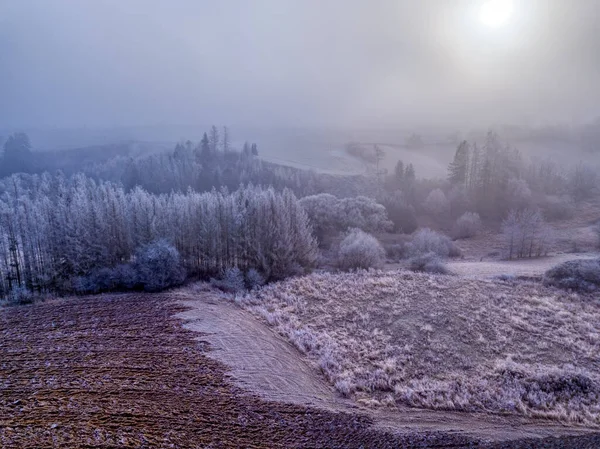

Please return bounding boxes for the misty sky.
[1,0,599,130]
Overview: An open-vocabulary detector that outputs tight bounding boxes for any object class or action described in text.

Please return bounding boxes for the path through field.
[447,253,598,278]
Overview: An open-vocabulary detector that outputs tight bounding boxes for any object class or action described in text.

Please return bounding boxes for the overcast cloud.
[1,0,599,129]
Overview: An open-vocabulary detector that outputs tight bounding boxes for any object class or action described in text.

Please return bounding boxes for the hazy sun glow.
[480,0,514,28]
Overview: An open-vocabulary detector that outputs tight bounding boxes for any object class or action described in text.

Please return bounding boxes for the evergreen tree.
[448,141,470,186]
[222,126,230,153]
[209,125,220,153]
[2,133,33,176]
[394,160,405,182]
[199,132,211,163]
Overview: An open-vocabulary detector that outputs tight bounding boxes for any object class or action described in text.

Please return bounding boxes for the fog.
[1,0,599,130]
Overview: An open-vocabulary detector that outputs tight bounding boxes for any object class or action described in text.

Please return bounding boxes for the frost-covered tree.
[379,190,418,234]
[1,133,34,177]
[0,174,319,298]
[298,193,341,240]
[299,194,392,241]
[338,196,392,233]
[501,208,553,259]
[448,141,470,187]
[423,188,450,219]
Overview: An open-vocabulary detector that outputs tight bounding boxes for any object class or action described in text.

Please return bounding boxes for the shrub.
[408,252,449,274]
[6,286,35,306]
[134,239,186,292]
[75,263,140,294]
[211,267,246,293]
[540,195,575,221]
[337,228,385,271]
[447,185,469,219]
[380,191,418,234]
[570,163,598,201]
[298,193,341,240]
[408,228,461,258]
[453,212,482,239]
[385,243,409,262]
[496,273,517,282]
[245,268,265,290]
[112,263,139,289]
[505,178,532,210]
[543,258,600,292]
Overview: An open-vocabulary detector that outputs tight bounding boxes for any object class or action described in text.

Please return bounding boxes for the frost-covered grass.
[239,270,600,425]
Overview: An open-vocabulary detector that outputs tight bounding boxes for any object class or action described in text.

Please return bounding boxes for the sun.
[480,0,514,28]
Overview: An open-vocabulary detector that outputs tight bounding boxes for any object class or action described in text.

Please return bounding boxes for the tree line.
[446,131,598,218]
[0,172,317,299]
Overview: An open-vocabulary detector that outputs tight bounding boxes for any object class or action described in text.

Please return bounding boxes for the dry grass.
[238,270,600,425]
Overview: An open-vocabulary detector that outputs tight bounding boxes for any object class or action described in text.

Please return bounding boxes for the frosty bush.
[298,193,341,240]
[540,195,575,221]
[134,239,186,292]
[6,286,35,306]
[385,243,409,262]
[337,229,385,271]
[408,252,449,274]
[75,264,140,294]
[453,212,482,239]
[408,228,461,258]
[75,267,120,294]
[505,178,532,210]
[210,267,246,293]
[380,191,418,234]
[245,268,265,290]
[543,258,600,292]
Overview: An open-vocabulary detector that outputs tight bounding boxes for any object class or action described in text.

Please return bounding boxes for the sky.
[1,0,599,130]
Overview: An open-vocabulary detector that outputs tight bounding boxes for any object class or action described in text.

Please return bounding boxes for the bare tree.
[502,208,553,259]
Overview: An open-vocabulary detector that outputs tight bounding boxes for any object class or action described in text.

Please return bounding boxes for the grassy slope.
[241,271,600,425]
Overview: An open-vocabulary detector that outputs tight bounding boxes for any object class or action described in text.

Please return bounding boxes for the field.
[3,293,600,447]
[1,293,511,448]
[240,271,600,426]
[447,253,599,278]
